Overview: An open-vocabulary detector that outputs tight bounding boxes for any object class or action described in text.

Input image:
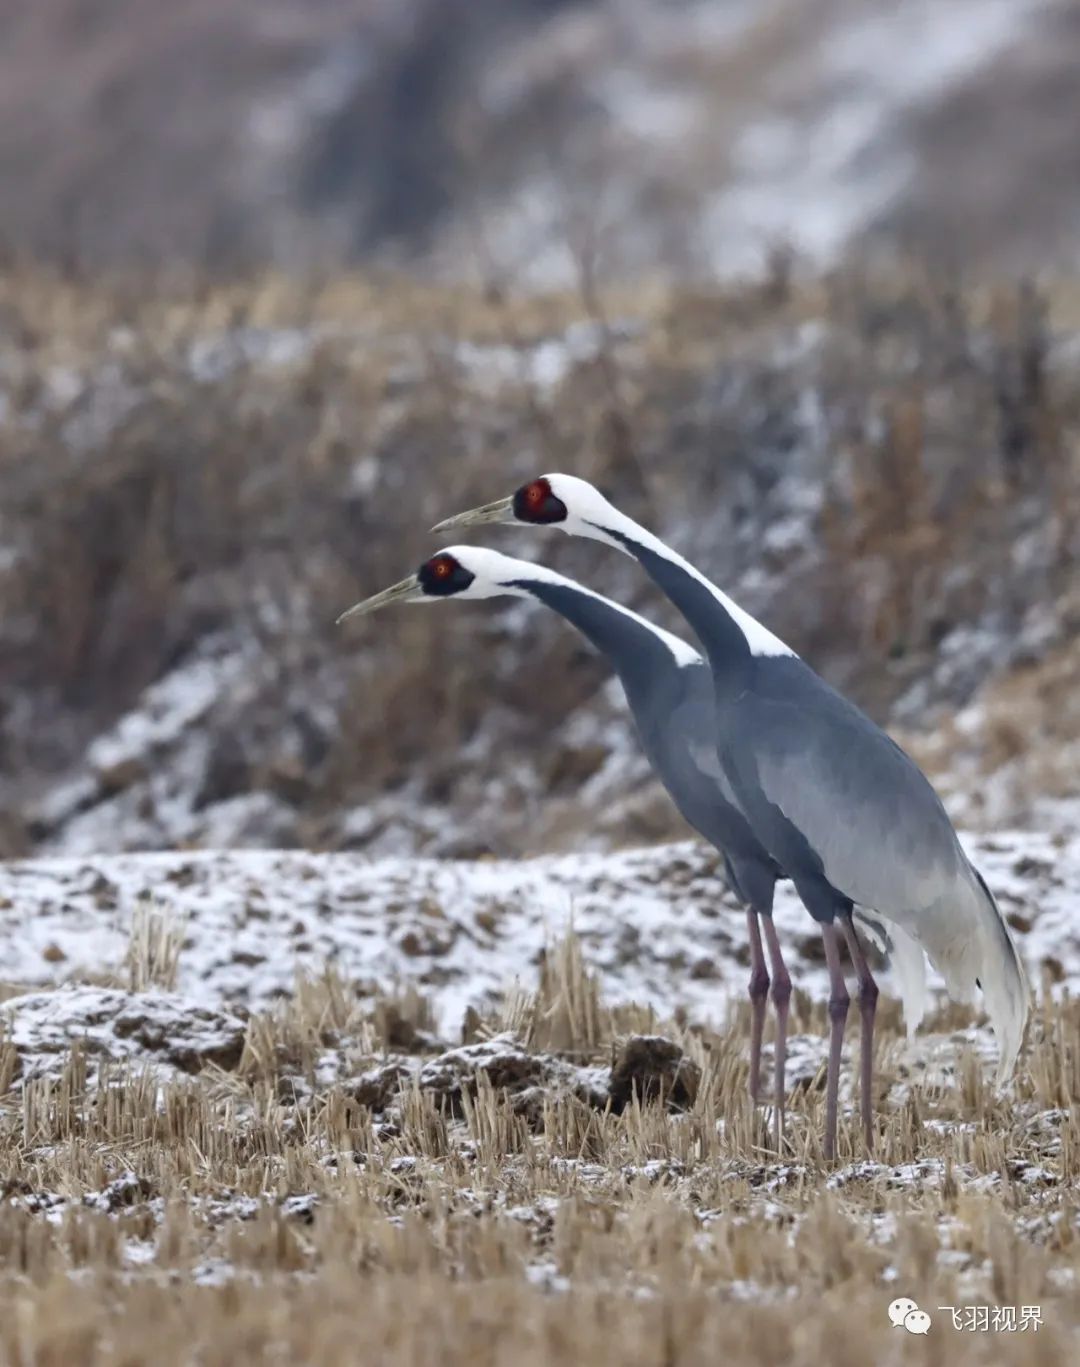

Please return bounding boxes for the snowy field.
[1,824,1076,1039]
[1,828,1079,1359]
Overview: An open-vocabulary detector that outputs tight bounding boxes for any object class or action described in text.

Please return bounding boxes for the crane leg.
[821,922,850,1161]
[841,913,879,1154]
[761,915,791,1152]
[746,908,770,1106]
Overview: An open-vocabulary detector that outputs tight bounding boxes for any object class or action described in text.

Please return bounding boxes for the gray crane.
[338,543,926,1149]
[432,475,1030,1160]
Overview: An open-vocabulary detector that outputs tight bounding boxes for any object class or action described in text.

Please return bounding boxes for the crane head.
[336,546,543,623]
[431,474,630,551]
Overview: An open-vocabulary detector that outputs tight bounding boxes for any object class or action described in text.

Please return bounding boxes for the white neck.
[565,500,795,660]
[444,545,702,668]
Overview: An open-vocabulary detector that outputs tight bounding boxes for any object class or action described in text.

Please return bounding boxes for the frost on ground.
[0,827,1075,1033]
[0,832,1079,1360]
[4,986,246,1082]
[0,824,1076,1130]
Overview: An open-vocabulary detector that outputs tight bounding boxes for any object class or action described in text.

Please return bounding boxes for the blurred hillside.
[1,2,1079,859]
[0,266,1077,858]
[1,0,1079,281]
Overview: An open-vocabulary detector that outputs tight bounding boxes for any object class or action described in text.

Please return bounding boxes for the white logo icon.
[889,1298,931,1334]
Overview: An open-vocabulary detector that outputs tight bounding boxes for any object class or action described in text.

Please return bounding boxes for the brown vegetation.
[0,264,1077,855]
[0,929,1078,1364]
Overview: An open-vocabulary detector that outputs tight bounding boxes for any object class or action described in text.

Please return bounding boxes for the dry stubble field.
[0,916,1077,1366]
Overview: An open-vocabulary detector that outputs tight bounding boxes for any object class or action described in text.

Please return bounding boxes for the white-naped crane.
[432,476,1029,1159]
[339,543,928,1150]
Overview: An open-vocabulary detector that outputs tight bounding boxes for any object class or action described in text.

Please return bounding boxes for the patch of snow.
[525,1258,572,1294]
[188,327,317,384]
[192,1257,239,1287]
[31,637,274,857]
[86,648,247,776]
[453,320,641,397]
[122,1238,158,1267]
[703,0,1057,273]
[598,72,699,145]
[3,985,246,1080]
[0,823,1075,1054]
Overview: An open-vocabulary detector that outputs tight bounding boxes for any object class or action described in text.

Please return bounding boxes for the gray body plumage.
[514,576,781,913]
[513,573,922,1023]
[611,529,1029,1080]
[721,654,966,922]
[427,476,1026,1152]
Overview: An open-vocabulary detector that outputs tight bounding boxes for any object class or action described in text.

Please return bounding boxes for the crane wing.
[731,665,964,915]
[671,689,739,804]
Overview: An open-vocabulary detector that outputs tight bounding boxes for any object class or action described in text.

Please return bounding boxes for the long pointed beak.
[430,497,514,533]
[336,574,423,624]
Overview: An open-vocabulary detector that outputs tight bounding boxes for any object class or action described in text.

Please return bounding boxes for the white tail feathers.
[919,863,1030,1086]
[971,865,1030,1085]
[854,911,928,1040]
[856,863,1029,1082]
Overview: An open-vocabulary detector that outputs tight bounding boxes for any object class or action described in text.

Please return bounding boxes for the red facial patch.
[512,476,567,525]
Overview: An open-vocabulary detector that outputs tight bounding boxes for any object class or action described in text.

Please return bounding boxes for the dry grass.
[0,930,1078,1364]
[123,896,187,993]
[1,263,1077,856]
[900,627,1080,827]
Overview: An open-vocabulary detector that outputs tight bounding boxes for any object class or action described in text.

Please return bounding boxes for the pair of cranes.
[339,473,1030,1160]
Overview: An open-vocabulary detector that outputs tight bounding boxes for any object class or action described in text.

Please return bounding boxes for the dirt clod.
[608,1036,700,1114]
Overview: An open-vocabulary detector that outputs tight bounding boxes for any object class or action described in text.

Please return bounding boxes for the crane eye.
[512,477,567,524]
[418,552,474,597]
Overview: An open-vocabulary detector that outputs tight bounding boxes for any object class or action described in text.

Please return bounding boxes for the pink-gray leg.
[761,915,792,1151]
[841,914,879,1154]
[820,923,851,1162]
[746,909,770,1106]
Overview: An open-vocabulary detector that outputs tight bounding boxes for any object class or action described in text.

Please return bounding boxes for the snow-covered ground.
[2,825,1076,1340]
[1,826,1075,1042]
[5,985,245,1081]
